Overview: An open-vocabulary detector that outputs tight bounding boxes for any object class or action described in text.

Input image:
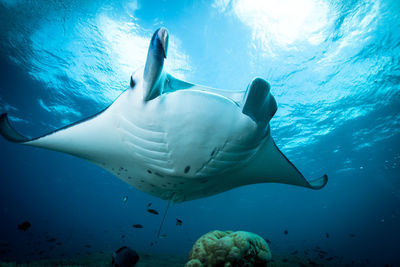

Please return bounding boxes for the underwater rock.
[185,230,271,267]
[112,246,139,267]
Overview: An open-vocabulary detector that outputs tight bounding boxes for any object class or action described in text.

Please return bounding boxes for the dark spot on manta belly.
[184,166,190,174]
[147,170,152,174]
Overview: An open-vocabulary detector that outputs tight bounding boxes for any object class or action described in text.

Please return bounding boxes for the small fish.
[122,196,128,203]
[159,234,167,239]
[176,219,183,226]
[147,202,152,208]
[133,224,143,228]
[284,230,288,235]
[121,235,126,238]
[147,209,159,215]
[18,221,31,231]
[326,233,329,238]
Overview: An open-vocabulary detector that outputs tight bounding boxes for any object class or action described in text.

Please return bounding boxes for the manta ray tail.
[242,78,277,126]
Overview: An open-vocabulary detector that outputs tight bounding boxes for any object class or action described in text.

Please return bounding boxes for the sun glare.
[233,0,330,51]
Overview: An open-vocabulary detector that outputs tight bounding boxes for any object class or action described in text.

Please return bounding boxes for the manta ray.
[0,28,327,203]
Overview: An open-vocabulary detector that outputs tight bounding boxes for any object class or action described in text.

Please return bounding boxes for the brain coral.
[185,230,271,267]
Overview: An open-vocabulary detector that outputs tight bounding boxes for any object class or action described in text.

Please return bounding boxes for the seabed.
[0,251,364,266]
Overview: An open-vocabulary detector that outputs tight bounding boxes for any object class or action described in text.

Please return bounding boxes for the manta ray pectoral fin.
[143,28,169,101]
[306,174,328,189]
[0,113,30,143]
[240,136,328,190]
[242,78,277,126]
[0,110,110,163]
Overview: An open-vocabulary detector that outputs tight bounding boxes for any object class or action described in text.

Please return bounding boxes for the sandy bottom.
[0,251,367,266]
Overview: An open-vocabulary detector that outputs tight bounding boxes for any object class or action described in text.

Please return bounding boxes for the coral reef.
[185,230,271,267]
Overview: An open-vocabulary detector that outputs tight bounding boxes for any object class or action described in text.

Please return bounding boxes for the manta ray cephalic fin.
[143,28,169,101]
[242,78,277,126]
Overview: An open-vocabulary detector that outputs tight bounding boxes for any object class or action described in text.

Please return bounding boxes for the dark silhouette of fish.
[326,232,329,238]
[349,233,356,238]
[133,224,143,228]
[284,230,288,235]
[147,202,152,208]
[308,259,318,266]
[147,209,159,215]
[112,246,139,267]
[18,221,31,231]
[176,219,183,226]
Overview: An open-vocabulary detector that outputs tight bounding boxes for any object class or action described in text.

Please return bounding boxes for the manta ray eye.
[130,76,136,88]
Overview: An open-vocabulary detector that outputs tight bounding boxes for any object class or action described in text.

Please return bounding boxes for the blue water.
[0,0,399,265]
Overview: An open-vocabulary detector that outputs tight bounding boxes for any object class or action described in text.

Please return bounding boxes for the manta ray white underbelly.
[0,28,327,203]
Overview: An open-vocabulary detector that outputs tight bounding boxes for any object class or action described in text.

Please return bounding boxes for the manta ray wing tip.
[0,113,29,143]
[308,174,328,190]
